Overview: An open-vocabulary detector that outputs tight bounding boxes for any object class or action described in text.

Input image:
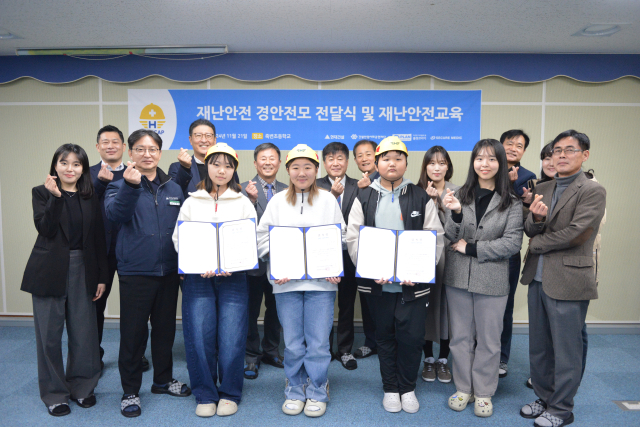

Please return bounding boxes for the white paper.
[219,219,258,273]
[178,221,218,274]
[305,224,344,279]
[355,227,397,281]
[269,227,306,280]
[395,230,436,283]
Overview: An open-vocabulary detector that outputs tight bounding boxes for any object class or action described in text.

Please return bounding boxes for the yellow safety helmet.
[375,136,409,157]
[204,143,240,169]
[285,144,320,166]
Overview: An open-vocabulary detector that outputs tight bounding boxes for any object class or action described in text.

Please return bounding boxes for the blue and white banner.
[128,89,481,151]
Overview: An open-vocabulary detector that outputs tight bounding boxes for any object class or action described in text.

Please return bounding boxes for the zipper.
[154,177,171,276]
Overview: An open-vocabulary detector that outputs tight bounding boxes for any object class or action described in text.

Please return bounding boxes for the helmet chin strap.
[300,188,305,214]
[383,176,403,202]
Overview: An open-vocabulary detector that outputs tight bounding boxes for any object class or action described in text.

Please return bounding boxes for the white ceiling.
[0,0,638,56]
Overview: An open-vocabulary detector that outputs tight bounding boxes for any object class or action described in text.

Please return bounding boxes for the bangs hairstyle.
[49,144,94,199]
[417,146,454,188]
[458,139,516,212]
[197,152,241,193]
[539,142,555,182]
[285,157,320,207]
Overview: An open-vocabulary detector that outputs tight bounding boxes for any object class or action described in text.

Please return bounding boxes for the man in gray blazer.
[317,142,362,370]
[519,130,606,427]
[241,143,287,379]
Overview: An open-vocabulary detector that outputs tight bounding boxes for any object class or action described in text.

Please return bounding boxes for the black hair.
[417,145,454,189]
[198,152,241,193]
[49,144,94,199]
[551,129,590,151]
[500,129,530,150]
[458,139,516,212]
[254,143,281,161]
[128,129,162,150]
[353,139,377,157]
[539,142,555,182]
[322,142,349,161]
[189,119,216,137]
[96,125,124,144]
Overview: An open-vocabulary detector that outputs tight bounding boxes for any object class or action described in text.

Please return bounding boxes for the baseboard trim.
[1,316,638,334]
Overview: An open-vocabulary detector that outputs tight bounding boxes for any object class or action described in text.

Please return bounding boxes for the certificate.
[355,226,436,284]
[268,224,344,280]
[178,219,259,274]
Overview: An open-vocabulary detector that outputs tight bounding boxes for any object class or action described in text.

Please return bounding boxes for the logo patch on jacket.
[410,211,421,218]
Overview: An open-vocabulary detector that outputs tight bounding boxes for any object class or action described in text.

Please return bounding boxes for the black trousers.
[368,292,428,394]
[360,289,377,350]
[245,272,281,364]
[95,250,117,360]
[329,250,358,355]
[118,273,180,395]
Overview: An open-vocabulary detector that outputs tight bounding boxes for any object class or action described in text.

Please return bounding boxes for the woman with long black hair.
[21,144,108,417]
[442,139,523,418]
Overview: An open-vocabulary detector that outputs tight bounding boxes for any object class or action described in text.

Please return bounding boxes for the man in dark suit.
[317,142,361,370]
[353,139,379,189]
[90,125,134,371]
[240,143,287,380]
[519,130,605,427]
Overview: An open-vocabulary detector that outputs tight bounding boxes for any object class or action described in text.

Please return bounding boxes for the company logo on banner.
[127,89,481,151]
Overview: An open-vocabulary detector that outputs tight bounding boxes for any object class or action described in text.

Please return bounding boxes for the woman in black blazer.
[21,144,108,417]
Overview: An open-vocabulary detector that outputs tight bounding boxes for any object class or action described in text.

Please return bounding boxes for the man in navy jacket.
[498,129,537,379]
[105,129,190,417]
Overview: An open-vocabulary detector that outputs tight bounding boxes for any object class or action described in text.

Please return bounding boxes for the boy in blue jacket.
[105,129,191,418]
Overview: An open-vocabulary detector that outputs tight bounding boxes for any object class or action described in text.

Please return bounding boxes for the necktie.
[337,195,342,208]
[266,183,274,202]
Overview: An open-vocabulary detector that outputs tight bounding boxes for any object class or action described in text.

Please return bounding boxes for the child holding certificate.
[345,136,444,414]
[416,146,459,384]
[256,144,345,418]
[442,139,523,418]
[172,143,257,418]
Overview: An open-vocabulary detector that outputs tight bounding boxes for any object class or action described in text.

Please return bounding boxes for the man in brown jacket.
[519,130,606,427]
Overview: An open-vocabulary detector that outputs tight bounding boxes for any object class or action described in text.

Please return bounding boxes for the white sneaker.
[282,399,305,415]
[382,392,402,413]
[195,403,216,417]
[401,391,420,413]
[304,399,326,417]
[216,399,237,416]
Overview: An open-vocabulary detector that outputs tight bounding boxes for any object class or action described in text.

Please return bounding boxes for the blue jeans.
[275,290,336,403]
[182,273,249,404]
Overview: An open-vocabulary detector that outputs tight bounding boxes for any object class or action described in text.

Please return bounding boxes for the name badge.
[169,200,181,206]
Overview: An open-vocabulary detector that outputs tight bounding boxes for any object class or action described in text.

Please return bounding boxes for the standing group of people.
[21,117,605,427]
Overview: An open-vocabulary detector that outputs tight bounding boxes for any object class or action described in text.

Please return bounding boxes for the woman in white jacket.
[256,144,345,418]
[172,144,256,418]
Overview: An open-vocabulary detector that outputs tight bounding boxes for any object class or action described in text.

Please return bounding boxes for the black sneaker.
[353,346,377,359]
[142,355,150,372]
[340,353,357,370]
[244,362,259,380]
[261,354,284,369]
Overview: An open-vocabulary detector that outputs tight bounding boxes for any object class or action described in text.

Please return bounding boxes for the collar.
[101,160,125,171]
[194,156,205,165]
[475,183,495,201]
[328,175,347,187]
[554,169,583,186]
[257,175,276,188]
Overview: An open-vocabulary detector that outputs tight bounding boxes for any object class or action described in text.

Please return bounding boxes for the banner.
[128,89,481,151]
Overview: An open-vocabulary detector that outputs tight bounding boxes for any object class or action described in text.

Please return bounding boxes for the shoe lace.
[437,362,449,373]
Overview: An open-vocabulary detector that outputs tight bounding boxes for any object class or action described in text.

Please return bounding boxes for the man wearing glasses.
[105,130,191,417]
[519,130,606,427]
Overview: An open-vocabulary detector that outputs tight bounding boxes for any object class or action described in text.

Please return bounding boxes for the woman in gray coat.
[442,139,523,418]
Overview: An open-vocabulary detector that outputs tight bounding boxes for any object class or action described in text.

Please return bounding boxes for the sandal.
[121,394,141,418]
[151,379,191,397]
[448,391,474,411]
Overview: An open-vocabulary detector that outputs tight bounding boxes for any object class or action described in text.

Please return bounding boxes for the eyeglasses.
[132,147,160,155]
[192,133,215,141]
[552,147,583,156]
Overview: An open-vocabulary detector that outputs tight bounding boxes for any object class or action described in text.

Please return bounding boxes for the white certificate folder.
[177,218,259,274]
[355,226,436,284]
[269,224,344,280]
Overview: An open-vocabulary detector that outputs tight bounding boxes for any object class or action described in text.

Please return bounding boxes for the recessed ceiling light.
[572,24,622,37]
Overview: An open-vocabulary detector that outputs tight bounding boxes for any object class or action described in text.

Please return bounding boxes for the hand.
[97,164,114,182]
[201,270,216,278]
[216,271,232,277]
[326,277,341,285]
[374,278,392,285]
[123,161,141,185]
[245,180,258,204]
[93,283,106,301]
[274,278,290,285]
[426,181,439,200]
[178,148,192,169]
[331,179,344,198]
[443,188,461,213]
[522,187,533,204]
[509,166,519,183]
[357,172,371,189]
[451,238,467,254]
[44,174,61,197]
[400,280,415,286]
[530,194,548,222]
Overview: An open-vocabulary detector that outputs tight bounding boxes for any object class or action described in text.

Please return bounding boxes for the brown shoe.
[436,360,452,383]
[421,359,436,382]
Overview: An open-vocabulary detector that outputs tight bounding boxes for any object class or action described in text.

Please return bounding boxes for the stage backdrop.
[128,89,481,151]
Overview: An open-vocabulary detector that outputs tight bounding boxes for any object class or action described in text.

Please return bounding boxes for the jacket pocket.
[562,255,594,268]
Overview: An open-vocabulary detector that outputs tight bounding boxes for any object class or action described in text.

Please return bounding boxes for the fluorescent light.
[572,24,622,37]
[15,46,228,56]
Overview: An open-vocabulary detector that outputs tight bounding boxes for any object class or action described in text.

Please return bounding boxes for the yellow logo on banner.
[139,103,166,130]
[252,133,264,139]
